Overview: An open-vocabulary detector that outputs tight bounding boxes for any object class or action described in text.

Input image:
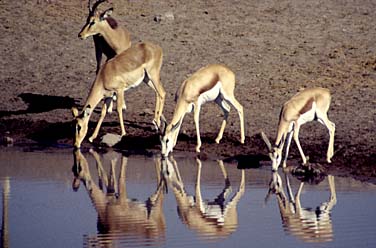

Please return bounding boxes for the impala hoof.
[302,156,309,165]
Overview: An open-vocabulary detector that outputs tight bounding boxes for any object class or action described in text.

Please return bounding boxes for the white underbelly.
[297,102,317,125]
[124,74,145,91]
[197,82,221,106]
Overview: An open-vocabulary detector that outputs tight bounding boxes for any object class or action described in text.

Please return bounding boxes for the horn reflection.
[72,149,166,247]
[266,171,337,243]
[161,156,245,240]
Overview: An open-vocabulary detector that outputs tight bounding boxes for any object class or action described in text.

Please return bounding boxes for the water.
[1,147,376,248]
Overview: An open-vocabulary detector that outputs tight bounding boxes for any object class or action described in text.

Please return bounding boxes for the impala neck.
[274,121,290,149]
[100,21,130,54]
[167,100,190,135]
[83,81,106,115]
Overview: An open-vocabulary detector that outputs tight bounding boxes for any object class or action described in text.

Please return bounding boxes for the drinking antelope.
[161,156,245,238]
[79,0,131,74]
[72,41,166,148]
[72,150,166,245]
[160,64,245,157]
[261,87,335,171]
[265,172,337,243]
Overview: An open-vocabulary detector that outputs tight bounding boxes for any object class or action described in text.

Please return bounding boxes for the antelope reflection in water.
[72,150,166,246]
[1,178,10,248]
[265,171,337,243]
[162,157,245,239]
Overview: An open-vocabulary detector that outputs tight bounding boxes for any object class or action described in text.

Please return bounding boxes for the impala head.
[159,120,180,158]
[72,106,92,148]
[78,0,115,39]
[261,131,283,171]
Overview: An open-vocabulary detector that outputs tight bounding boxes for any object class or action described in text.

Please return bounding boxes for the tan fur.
[161,64,244,155]
[79,1,131,68]
[73,42,166,148]
[263,87,335,169]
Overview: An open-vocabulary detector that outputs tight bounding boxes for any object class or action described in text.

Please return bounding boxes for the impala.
[79,0,131,74]
[72,42,166,148]
[160,64,245,157]
[261,87,335,171]
[79,0,132,114]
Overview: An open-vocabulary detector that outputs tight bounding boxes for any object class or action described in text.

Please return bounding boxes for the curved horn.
[89,0,108,14]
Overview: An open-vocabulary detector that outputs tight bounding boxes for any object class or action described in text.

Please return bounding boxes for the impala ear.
[72,107,79,118]
[260,131,272,152]
[100,7,113,20]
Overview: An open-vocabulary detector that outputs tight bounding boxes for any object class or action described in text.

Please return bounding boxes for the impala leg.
[116,91,126,136]
[193,103,202,153]
[318,115,336,163]
[89,101,108,142]
[147,71,166,129]
[222,94,245,144]
[215,97,230,144]
[293,124,308,165]
[282,130,294,168]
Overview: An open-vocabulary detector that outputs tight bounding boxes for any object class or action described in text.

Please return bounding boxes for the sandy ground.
[0,0,375,182]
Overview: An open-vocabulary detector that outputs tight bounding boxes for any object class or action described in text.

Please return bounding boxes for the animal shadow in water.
[114,134,160,157]
[0,93,78,118]
[224,154,269,169]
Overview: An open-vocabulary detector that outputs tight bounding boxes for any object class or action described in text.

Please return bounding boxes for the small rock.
[154,12,175,23]
[143,108,154,115]
[100,133,122,147]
